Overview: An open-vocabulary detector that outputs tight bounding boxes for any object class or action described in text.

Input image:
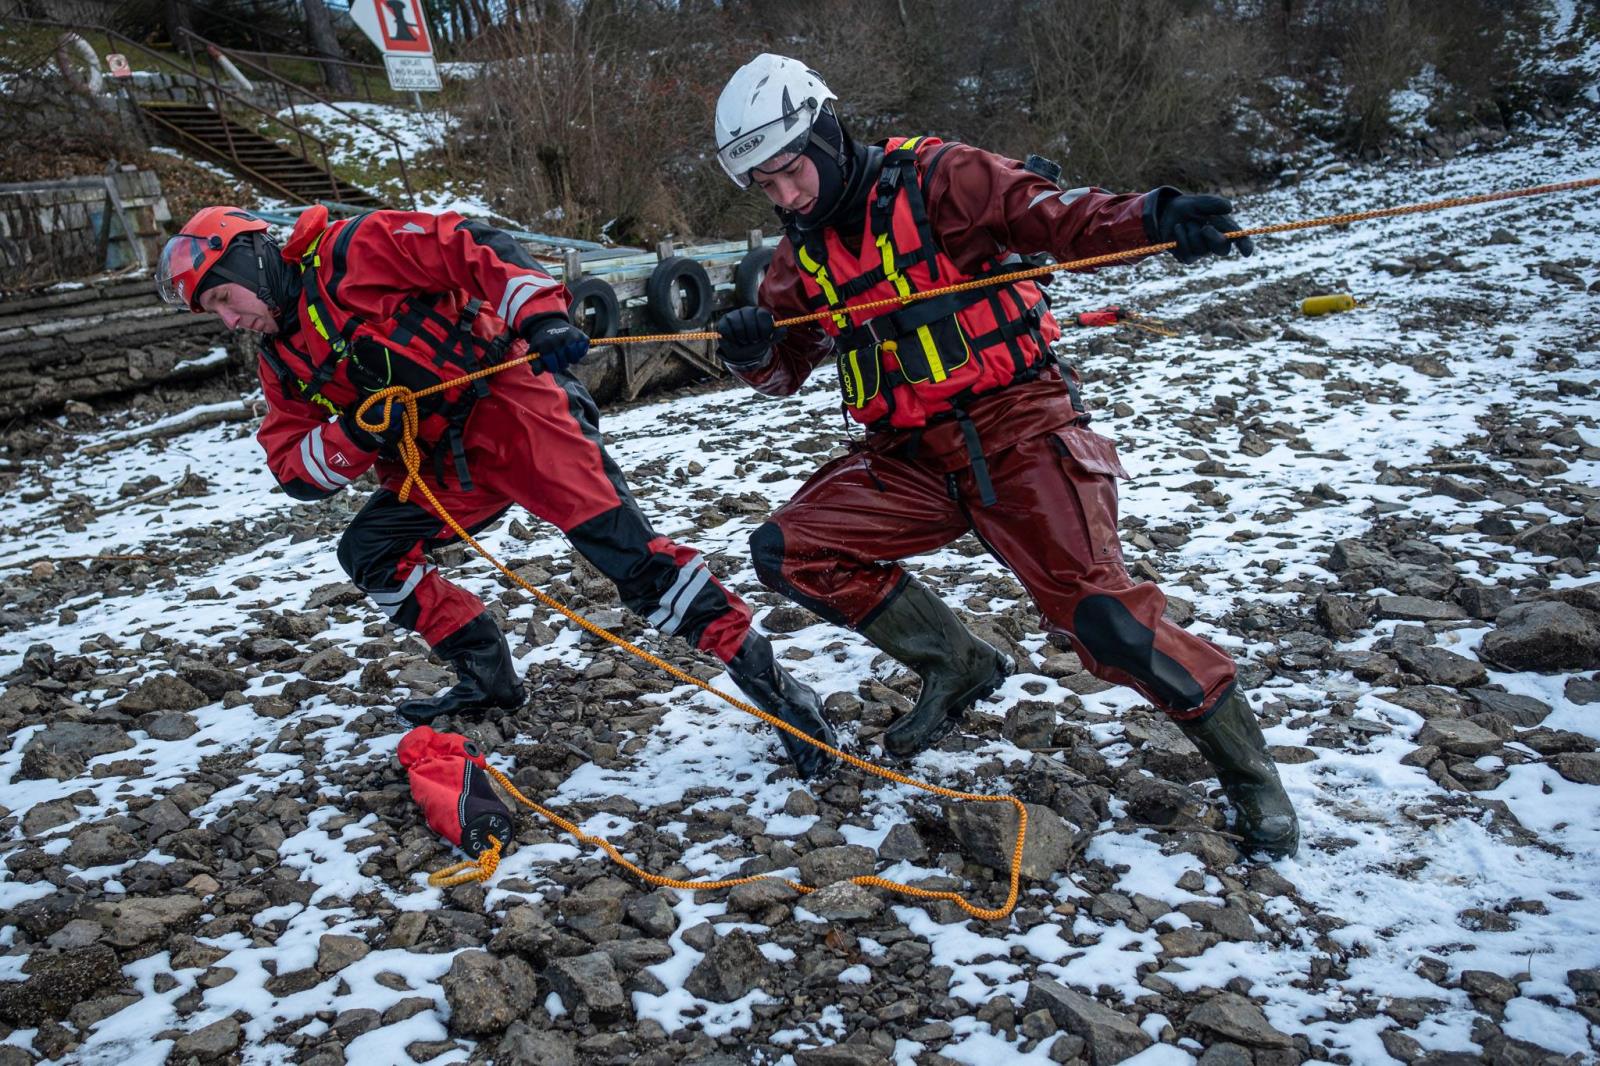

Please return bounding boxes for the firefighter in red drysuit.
[711,55,1298,855]
[155,204,837,779]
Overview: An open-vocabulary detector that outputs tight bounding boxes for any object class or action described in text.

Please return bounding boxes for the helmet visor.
[717,110,816,188]
[155,234,213,310]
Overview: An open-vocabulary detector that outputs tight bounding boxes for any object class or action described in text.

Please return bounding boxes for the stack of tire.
[565,246,776,339]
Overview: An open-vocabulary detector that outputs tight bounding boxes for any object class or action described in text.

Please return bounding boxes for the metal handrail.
[0,13,352,203]
[178,27,415,206]
[226,45,390,103]
[135,106,316,207]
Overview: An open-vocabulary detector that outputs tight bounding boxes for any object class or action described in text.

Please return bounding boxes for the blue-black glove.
[716,306,783,369]
[522,315,590,375]
[1148,190,1255,265]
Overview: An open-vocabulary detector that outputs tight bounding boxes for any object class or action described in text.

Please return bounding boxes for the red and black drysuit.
[255,205,751,662]
[735,136,1237,722]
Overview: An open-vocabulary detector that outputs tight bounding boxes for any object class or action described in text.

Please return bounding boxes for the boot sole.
[393,688,525,726]
[883,653,1013,759]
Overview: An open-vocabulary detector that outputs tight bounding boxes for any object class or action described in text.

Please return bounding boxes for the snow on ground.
[3,89,1600,1066]
[276,100,491,217]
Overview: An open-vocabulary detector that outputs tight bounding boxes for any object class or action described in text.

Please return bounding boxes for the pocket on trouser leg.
[1049,425,1129,563]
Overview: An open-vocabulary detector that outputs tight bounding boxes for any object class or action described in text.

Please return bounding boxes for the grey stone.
[1375,596,1469,623]
[21,798,79,837]
[1566,675,1600,705]
[65,824,142,868]
[119,672,209,713]
[798,881,884,923]
[1430,475,1486,502]
[490,905,556,962]
[176,661,247,699]
[1377,686,1471,719]
[683,930,770,1003]
[1480,601,1600,672]
[547,951,627,1019]
[1317,593,1372,639]
[441,951,537,1035]
[172,1017,243,1061]
[1460,969,1518,1004]
[1466,688,1552,726]
[761,605,815,633]
[793,1043,896,1062]
[0,943,119,1026]
[1455,584,1514,620]
[22,723,134,773]
[1393,646,1489,689]
[1126,717,1207,782]
[139,711,199,741]
[1023,979,1151,1065]
[625,891,678,938]
[316,934,370,974]
[601,939,672,973]
[332,1007,381,1041]
[1567,967,1600,994]
[727,879,799,914]
[877,822,929,863]
[797,844,876,887]
[1197,1043,1254,1066]
[1416,719,1502,757]
[1003,701,1056,749]
[498,1021,577,1066]
[944,800,1080,881]
[302,647,358,682]
[1328,539,1396,572]
[1552,752,1600,785]
[135,798,191,835]
[1187,992,1294,1048]
[793,1047,890,1065]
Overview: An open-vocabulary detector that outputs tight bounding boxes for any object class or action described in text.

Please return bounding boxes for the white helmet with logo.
[715,53,837,188]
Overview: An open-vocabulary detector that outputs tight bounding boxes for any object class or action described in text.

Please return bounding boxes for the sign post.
[349,0,442,93]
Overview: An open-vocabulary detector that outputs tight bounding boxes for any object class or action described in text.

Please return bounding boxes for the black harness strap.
[954,409,998,507]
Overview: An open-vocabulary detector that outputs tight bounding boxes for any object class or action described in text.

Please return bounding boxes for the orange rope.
[391,174,1598,915]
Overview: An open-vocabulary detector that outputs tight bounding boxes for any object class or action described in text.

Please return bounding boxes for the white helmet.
[715,53,837,188]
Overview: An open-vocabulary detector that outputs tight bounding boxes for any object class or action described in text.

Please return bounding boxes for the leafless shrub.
[1019,0,1263,189]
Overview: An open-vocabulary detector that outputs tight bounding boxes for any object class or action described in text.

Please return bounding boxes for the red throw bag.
[398,726,514,858]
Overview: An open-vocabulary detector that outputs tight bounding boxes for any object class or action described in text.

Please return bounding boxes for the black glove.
[521,315,590,375]
[716,306,783,369]
[338,405,405,452]
[1149,190,1254,265]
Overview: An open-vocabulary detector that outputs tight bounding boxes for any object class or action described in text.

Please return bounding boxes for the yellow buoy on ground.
[1301,293,1358,316]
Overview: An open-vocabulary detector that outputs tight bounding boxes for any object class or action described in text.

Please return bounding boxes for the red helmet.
[156,206,269,311]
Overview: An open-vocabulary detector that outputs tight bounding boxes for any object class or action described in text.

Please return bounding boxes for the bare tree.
[303,0,354,95]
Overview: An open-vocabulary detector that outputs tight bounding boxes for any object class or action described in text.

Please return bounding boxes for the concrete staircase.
[138,101,383,209]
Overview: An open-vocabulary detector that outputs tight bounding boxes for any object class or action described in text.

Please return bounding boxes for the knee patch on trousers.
[750,522,786,592]
[748,521,852,628]
[1072,594,1206,713]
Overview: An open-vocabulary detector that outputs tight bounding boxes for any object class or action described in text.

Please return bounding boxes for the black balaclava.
[194,231,300,330]
[793,108,883,236]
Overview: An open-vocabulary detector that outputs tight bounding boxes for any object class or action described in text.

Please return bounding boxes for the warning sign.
[384,54,442,92]
[350,0,441,91]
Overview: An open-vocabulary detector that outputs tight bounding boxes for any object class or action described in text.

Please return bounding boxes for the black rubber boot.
[1178,687,1300,859]
[396,613,524,725]
[726,632,839,781]
[860,580,1012,759]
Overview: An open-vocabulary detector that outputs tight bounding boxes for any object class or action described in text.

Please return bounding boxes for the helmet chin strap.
[205,231,298,324]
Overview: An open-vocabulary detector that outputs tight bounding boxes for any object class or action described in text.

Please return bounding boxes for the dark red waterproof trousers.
[750,421,1237,721]
[336,369,752,662]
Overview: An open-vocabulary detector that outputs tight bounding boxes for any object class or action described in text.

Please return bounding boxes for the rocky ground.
[2,84,1600,1066]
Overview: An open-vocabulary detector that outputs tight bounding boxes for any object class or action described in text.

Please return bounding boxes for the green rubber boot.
[1179,687,1300,858]
[860,579,1012,758]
